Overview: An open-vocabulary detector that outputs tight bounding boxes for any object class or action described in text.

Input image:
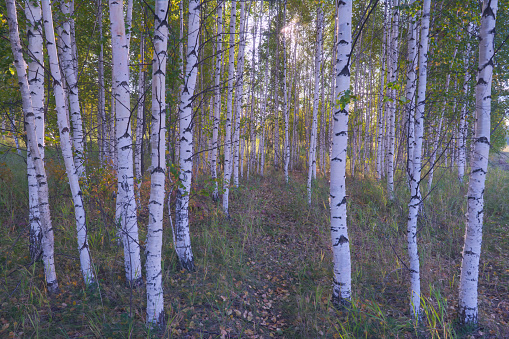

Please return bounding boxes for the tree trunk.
[211,1,223,200]
[57,1,86,178]
[233,0,246,188]
[5,0,59,293]
[222,0,236,216]
[109,0,142,285]
[146,0,169,324]
[459,0,498,325]
[175,0,201,271]
[330,0,352,306]
[307,4,323,204]
[387,0,399,200]
[24,0,45,262]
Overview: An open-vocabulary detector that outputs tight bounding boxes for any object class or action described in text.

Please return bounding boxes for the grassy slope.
[0,146,508,338]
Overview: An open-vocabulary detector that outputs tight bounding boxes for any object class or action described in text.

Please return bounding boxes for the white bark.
[24,0,45,261]
[282,2,290,183]
[330,0,352,305]
[233,0,246,188]
[307,4,323,204]
[405,0,417,190]
[407,0,431,318]
[211,1,223,200]
[146,0,168,325]
[57,1,85,178]
[135,30,145,194]
[387,0,399,200]
[5,0,59,293]
[109,0,142,284]
[458,44,471,183]
[98,0,106,164]
[41,0,95,285]
[248,0,259,180]
[223,0,236,216]
[175,0,200,271]
[459,0,498,325]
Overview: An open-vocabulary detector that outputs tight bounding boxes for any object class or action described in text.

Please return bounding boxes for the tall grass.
[0,145,508,337]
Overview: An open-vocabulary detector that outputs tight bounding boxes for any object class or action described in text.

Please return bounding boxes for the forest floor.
[0,147,508,338]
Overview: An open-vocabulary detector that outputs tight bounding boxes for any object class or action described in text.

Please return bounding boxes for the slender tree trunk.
[307,4,323,204]
[5,0,59,293]
[41,0,96,285]
[24,0,45,261]
[233,0,246,187]
[405,0,417,190]
[387,0,399,200]
[330,0,352,306]
[458,47,470,183]
[135,29,145,194]
[146,0,169,324]
[459,0,498,325]
[109,0,142,284]
[57,1,86,177]
[175,0,201,271]
[211,1,223,200]
[97,0,106,165]
[222,0,236,216]
[407,0,431,318]
[282,2,290,183]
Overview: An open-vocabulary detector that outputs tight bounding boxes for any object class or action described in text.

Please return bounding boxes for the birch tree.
[56,0,86,178]
[459,0,498,325]
[387,0,399,200]
[330,0,352,306]
[307,3,323,204]
[175,0,201,271]
[146,0,169,325]
[24,0,45,261]
[39,0,96,285]
[211,1,223,201]
[109,0,142,285]
[5,0,59,293]
[223,0,237,216]
[233,0,246,188]
[406,0,431,318]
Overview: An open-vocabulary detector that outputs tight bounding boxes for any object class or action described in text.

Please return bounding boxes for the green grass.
[0,144,508,338]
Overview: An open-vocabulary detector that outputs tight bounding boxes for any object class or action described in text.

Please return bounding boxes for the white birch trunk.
[459,0,498,325]
[175,0,200,271]
[5,0,59,293]
[57,1,85,178]
[458,48,470,183]
[405,0,417,190]
[233,0,246,188]
[109,0,142,284]
[307,4,323,204]
[387,0,399,200]
[282,2,290,183]
[146,0,169,324]
[407,0,431,318]
[330,0,352,305]
[24,0,45,261]
[135,30,145,194]
[41,0,95,286]
[222,0,236,216]
[211,1,223,200]
[98,0,106,165]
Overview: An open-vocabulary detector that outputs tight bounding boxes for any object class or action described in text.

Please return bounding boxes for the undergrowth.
[0,145,508,338]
